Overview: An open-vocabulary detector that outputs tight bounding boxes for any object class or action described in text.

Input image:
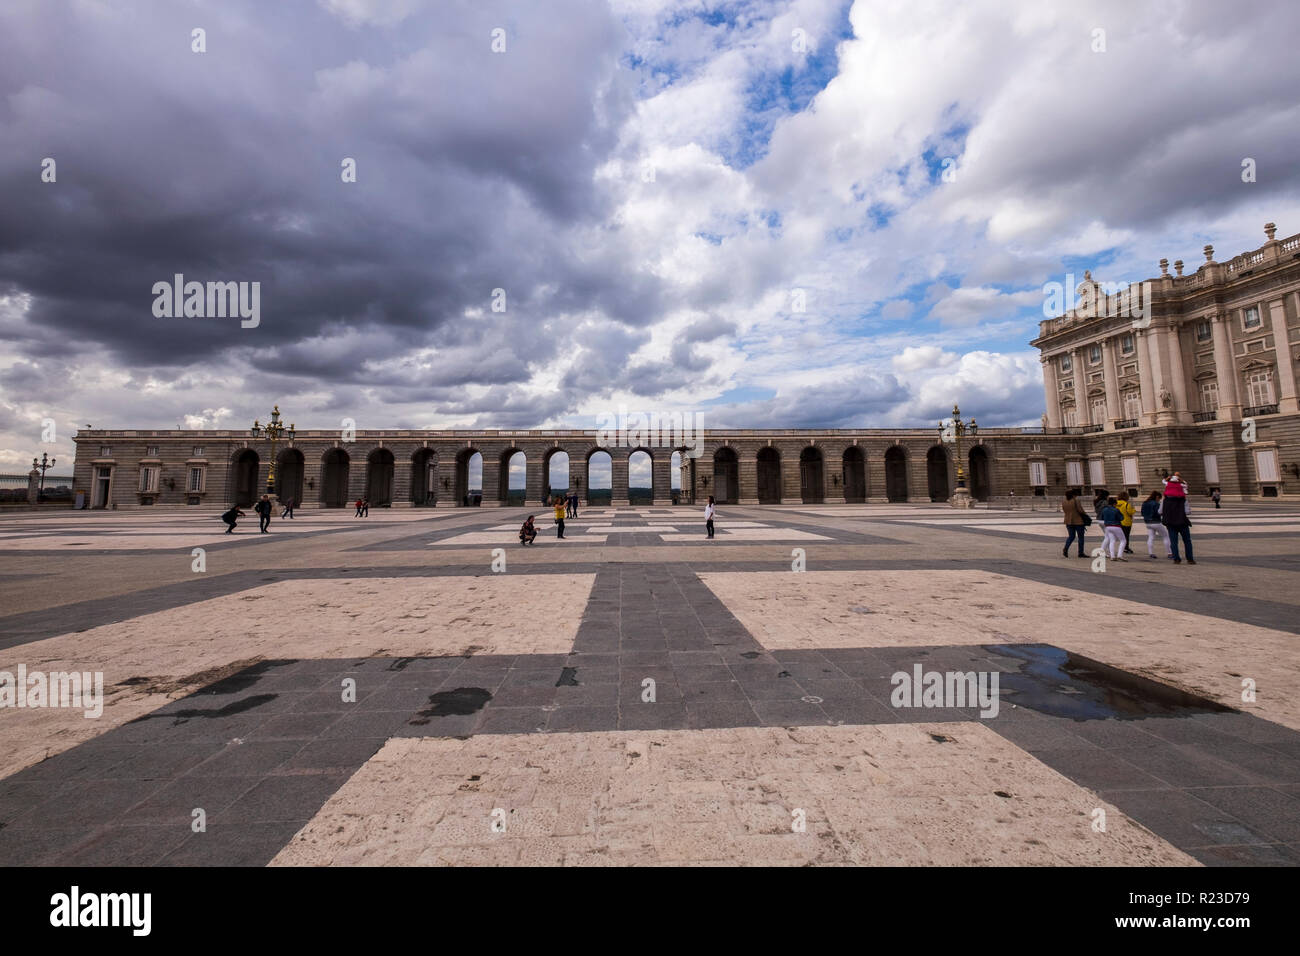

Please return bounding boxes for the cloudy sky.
[2,0,1299,471]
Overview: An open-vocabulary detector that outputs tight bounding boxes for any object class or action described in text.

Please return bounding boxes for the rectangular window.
[1246,370,1274,407]
[1121,457,1139,486]
[1029,461,1046,486]
[1066,460,1084,486]
[189,467,204,493]
[1089,345,1102,364]
[1059,354,1072,373]
[1203,454,1219,485]
[192,446,204,457]
[1196,321,1212,343]
[1123,391,1141,420]
[1090,397,1107,425]
[99,446,111,456]
[1201,381,1219,412]
[1120,334,1134,355]
[138,467,158,493]
[1255,448,1279,482]
[1088,459,1105,487]
[1243,306,1261,329]
[1062,406,1078,427]
[146,445,158,457]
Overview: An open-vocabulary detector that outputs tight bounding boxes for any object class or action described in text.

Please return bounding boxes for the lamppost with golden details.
[937,403,978,508]
[250,405,295,497]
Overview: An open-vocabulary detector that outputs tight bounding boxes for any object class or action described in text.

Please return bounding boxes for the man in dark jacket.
[255,495,273,533]
[221,505,245,533]
[1160,492,1195,564]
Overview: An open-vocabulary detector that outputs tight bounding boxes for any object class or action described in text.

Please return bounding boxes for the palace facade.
[70,224,1300,508]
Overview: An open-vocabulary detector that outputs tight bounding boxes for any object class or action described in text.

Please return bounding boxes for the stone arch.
[410,448,437,506]
[585,448,612,506]
[842,446,866,503]
[712,447,738,505]
[231,449,260,506]
[366,448,395,506]
[455,447,482,506]
[926,445,950,502]
[320,448,350,508]
[628,448,653,505]
[757,447,782,504]
[799,446,825,504]
[968,446,991,501]
[499,450,526,506]
[275,447,304,506]
[543,448,570,504]
[884,445,908,502]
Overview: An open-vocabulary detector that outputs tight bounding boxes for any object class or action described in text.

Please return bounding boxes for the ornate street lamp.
[32,452,56,502]
[250,405,295,496]
[937,403,978,508]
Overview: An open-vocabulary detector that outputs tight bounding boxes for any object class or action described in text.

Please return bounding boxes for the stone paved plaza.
[1,502,1298,867]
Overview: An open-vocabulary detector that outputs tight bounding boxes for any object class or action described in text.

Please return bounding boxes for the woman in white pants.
[1140,491,1172,559]
[1099,497,1127,560]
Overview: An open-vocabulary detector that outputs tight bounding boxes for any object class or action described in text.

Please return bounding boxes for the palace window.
[1200,381,1219,413]
[1243,306,1261,329]
[1059,354,1072,372]
[1255,448,1279,482]
[1203,454,1219,485]
[1088,459,1105,487]
[138,466,159,493]
[188,467,205,493]
[146,445,158,457]
[1246,370,1274,407]
[1090,397,1107,425]
[192,446,204,457]
[1066,460,1084,486]
[1089,345,1102,365]
[99,446,111,456]
[1028,461,1047,487]
[1196,320,1212,343]
[1120,334,1134,355]
[1062,406,1078,427]
[1121,456,1139,486]
[1123,390,1141,420]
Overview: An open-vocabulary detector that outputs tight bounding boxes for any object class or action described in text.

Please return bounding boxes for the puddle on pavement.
[985,643,1236,721]
[409,686,492,724]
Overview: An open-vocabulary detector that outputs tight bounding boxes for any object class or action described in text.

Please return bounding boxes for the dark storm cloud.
[0,0,650,393]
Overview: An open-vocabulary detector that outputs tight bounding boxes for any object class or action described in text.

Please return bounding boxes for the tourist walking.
[553,495,566,539]
[354,498,364,517]
[569,491,579,518]
[281,497,295,519]
[1092,489,1108,521]
[1061,489,1089,558]
[221,505,245,534]
[704,495,716,539]
[1161,479,1196,564]
[519,515,537,546]
[361,498,370,517]
[1141,491,1172,560]
[1100,496,1127,561]
[1212,488,1222,509]
[256,495,273,533]
[1116,491,1135,554]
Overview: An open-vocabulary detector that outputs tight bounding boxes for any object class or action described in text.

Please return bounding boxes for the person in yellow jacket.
[1116,491,1136,554]
[553,495,566,539]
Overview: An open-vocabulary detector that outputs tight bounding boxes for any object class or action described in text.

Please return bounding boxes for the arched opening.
[926,446,950,502]
[799,446,824,504]
[275,448,304,506]
[968,446,991,501]
[499,451,526,506]
[842,447,866,503]
[455,449,482,506]
[321,449,349,508]
[232,450,260,506]
[757,447,782,504]
[545,450,570,504]
[366,448,395,506]
[628,451,653,505]
[712,447,738,504]
[410,448,437,506]
[884,446,908,502]
[671,451,683,505]
[586,450,612,506]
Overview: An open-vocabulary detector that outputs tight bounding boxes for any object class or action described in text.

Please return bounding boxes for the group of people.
[353,498,370,517]
[1062,472,1197,564]
[518,492,580,544]
[221,493,297,534]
